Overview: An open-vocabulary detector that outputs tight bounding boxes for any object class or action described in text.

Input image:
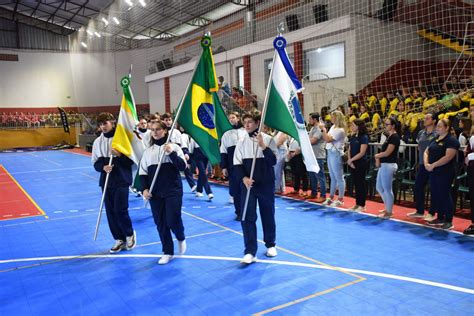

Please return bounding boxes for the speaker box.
[285,14,299,32]
[378,0,398,21]
[313,4,328,24]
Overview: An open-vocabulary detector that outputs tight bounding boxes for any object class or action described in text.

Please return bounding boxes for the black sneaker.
[463,225,474,235]
[235,215,242,221]
[440,222,453,230]
[110,240,126,253]
[427,219,444,226]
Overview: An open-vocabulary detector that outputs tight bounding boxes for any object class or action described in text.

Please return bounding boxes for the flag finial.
[277,22,285,36]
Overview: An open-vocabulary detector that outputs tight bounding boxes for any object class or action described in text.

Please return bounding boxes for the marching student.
[137,117,151,146]
[191,137,214,200]
[180,130,197,192]
[161,112,182,145]
[220,112,246,220]
[234,111,278,264]
[91,112,136,254]
[140,121,187,265]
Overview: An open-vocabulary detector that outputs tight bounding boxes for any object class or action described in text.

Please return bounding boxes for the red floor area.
[0,165,46,220]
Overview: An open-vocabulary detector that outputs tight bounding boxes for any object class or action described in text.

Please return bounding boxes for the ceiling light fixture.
[113,17,120,25]
[94,32,101,38]
[86,30,93,36]
[125,0,133,7]
[138,0,146,7]
[81,42,87,48]
[102,17,109,25]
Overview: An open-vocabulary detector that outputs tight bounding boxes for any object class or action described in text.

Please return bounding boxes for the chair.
[395,158,416,203]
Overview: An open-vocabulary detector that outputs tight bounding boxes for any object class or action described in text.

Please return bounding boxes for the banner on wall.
[57,107,70,134]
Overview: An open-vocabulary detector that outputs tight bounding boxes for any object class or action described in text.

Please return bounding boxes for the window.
[237,66,244,89]
[305,42,345,81]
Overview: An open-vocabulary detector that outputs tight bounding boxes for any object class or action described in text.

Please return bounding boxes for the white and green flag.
[111,76,145,165]
[264,36,319,173]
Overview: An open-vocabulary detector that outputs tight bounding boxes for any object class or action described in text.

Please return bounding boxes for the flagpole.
[144,58,201,207]
[241,49,277,222]
[94,155,114,240]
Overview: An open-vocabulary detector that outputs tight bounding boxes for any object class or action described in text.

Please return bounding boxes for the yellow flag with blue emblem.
[177,35,232,165]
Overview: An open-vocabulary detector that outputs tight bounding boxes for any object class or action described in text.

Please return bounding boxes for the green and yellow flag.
[177,35,232,165]
[111,76,145,165]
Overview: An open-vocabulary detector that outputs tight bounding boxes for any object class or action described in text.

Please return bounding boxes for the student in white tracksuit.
[234,112,278,264]
[140,121,187,265]
[91,112,136,254]
[220,112,246,219]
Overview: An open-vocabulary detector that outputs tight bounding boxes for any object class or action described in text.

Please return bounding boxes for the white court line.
[0,254,472,295]
[69,210,79,213]
[20,213,30,216]
[9,166,90,175]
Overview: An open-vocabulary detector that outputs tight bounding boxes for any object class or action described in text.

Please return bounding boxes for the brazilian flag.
[177,35,232,165]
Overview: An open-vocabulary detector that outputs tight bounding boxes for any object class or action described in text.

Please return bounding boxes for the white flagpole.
[144,58,200,207]
[94,155,114,240]
[95,64,134,240]
[241,49,277,222]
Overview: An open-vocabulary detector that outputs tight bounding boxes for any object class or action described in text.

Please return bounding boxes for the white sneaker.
[178,240,187,255]
[158,255,173,265]
[265,247,277,257]
[191,185,197,192]
[195,192,203,197]
[240,253,257,264]
[110,240,126,254]
[228,196,234,204]
[407,211,424,218]
[126,230,136,250]
[208,193,214,200]
[322,198,332,205]
[348,205,359,211]
[424,213,435,222]
[355,206,366,212]
[330,200,344,207]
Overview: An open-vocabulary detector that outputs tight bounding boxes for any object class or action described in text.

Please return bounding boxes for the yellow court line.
[182,211,366,314]
[253,277,366,315]
[0,165,48,219]
[182,211,365,280]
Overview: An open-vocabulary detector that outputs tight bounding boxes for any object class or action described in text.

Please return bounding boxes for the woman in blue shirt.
[424,118,460,230]
[347,119,369,212]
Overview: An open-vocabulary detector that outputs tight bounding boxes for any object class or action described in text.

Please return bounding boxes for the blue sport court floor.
[0,150,473,315]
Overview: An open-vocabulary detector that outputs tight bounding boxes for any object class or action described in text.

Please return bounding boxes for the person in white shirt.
[220,112,246,219]
[321,110,347,207]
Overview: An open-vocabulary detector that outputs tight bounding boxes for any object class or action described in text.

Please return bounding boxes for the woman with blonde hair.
[321,110,347,206]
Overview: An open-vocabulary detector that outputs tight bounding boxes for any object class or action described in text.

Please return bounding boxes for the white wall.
[148,78,164,114]
[169,71,193,112]
[0,48,149,108]
[355,16,428,90]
